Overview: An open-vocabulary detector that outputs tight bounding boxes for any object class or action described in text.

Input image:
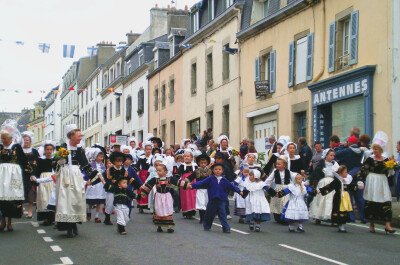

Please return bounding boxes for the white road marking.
[347,223,400,235]
[60,257,73,264]
[37,229,46,234]
[194,217,249,235]
[50,245,62,252]
[11,221,33,224]
[31,221,39,227]
[23,211,28,214]
[279,244,348,265]
[43,237,54,242]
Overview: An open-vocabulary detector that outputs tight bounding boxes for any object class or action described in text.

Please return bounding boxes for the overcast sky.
[0,0,197,112]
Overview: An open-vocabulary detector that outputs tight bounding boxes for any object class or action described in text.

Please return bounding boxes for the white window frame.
[295,36,308,85]
[138,51,144,66]
[192,11,199,33]
[342,19,350,57]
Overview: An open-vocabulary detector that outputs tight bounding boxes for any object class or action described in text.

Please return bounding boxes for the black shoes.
[118,225,127,235]
[249,223,255,231]
[297,227,305,233]
[385,228,396,235]
[255,226,261,232]
[72,224,78,236]
[67,228,73,238]
[104,214,113,225]
[157,227,163,232]
[167,228,174,233]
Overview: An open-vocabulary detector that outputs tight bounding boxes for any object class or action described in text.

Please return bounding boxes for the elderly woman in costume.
[55,124,103,237]
[0,120,31,232]
[21,131,40,219]
[357,131,396,234]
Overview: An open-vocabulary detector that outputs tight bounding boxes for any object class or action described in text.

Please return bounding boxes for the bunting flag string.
[0,37,127,59]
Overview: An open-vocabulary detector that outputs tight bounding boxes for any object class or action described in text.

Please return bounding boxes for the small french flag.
[63,44,75,58]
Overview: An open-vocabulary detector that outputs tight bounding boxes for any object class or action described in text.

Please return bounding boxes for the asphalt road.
[1,203,399,265]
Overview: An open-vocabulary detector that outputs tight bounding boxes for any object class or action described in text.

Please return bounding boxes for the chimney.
[185,5,188,11]
[126,32,141,45]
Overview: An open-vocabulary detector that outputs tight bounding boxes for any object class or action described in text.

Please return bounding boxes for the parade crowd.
[1,119,399,238]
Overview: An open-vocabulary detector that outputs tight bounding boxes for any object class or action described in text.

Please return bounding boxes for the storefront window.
[332,96,364,142]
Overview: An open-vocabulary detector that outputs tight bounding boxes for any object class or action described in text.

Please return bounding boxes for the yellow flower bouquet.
[384,159,399,170]
[232,149,239,157]
[54,148,70,160]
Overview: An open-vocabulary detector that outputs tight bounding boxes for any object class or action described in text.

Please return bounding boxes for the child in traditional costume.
[277,175,316,232]
[185,154,212,223]
[112,176,138,235]
[175,150,198,219]
[104,152,127,225]
[319,165,353,232]
[309,148,340,224]
[187,163,243,233]
[245,170,270,232]
[233,165,250,223]
[86,148,106,223]
[265,156,297,223]
[140,164,183,233]
[134,142,153,213]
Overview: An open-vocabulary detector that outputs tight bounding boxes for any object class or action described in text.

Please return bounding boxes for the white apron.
[309,177,335,220]
[36,172,54,212]
[55,165,86,223]
[0,163,25,201]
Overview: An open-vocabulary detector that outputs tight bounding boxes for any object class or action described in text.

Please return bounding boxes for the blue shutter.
[306,33,314,81]
[270,50,276,93]
[328,22,336,73]
[349,10,359,65]
[255,57,260,81]
[288,42,295,87]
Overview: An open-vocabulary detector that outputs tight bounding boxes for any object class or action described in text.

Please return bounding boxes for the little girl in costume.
[318,165,353,232]
[277,175,316,232]
[140,164,183,233]
[245,170,270,232]
[233,165,250,223]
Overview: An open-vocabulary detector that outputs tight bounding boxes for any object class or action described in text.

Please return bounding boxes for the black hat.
[109,152,126,163]
[150,137,162,148]
[210,163,225,170]
[214,151,226,160]
[125,154,134,161]
[152,148,161,155]
[116,176,128,185]
[196,154,210,165]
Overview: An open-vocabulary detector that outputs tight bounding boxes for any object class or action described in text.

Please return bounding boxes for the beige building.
[237,0,392,154]
[148,48,184,147]
[181,0,242,148]
[27,100,46,148]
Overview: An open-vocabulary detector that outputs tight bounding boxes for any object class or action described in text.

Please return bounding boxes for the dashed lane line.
[43,237,54,242]
[193,217,249,235]
[279,244,348,265]
[50,245,62,252]
[60,257,74,264]
[37,229,46,234]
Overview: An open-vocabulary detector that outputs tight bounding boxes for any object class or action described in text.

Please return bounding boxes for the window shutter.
[349,10,359,65]
[255,57,260,81]
[306,33,314,81]
[328,22,336,73]
[288,41,295,87]
[208,0,212,21]
[270,50,276,93]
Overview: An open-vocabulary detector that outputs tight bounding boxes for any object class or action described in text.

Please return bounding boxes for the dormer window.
[208,0,215,21]
[138,50,144,66]
[191,10,199,34]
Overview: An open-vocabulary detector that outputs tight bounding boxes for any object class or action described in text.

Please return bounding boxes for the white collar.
[23,147,32,153]
[114,166,122,170]
[3,144,12,149]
